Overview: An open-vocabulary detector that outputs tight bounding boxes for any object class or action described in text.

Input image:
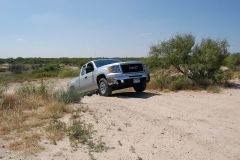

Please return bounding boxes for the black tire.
[133,83,146,92]
[98,78,112,96]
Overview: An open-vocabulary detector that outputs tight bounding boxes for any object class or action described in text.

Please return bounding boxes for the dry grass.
[0,81,105,157]
[8,133,43,153]
[0,94,68,135]
[0,82,77,152]
[37,101,68,120]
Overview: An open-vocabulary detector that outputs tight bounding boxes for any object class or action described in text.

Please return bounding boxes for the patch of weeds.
[207,85,221,93]
[68,120,108,152]
[68,120,94,146]
[45,119,67,145]
[54,89,82,104]
[88,138,108,152]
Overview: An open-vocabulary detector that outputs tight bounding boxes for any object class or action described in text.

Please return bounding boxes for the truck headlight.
[108,65,122,73]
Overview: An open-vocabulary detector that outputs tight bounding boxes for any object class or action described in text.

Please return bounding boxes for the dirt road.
[80,89,240,160]
[1,79,240,160]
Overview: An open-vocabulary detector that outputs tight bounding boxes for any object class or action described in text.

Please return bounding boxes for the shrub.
[151,74,172,90]
[149,34,229,83]
[148,70,196,91]
[54,89,82,104]
[169,76,194,91]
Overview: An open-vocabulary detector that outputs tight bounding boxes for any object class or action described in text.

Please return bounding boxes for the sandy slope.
[1,79,240,160]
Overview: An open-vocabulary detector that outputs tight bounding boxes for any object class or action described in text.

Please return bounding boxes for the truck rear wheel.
[133,83,146,92]
[98,78,112,96]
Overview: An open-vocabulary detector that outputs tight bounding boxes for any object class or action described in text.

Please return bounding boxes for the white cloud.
[16,38,25,43]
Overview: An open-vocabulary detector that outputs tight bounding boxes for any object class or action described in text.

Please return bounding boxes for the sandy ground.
[1,79,240,160]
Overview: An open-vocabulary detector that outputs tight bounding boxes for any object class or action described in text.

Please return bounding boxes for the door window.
[86,62,94,74]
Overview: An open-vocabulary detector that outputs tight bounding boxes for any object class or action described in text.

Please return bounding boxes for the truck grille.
[121,64,143,73]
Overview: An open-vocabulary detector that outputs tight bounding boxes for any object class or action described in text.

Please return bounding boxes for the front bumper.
[106,72,150,89]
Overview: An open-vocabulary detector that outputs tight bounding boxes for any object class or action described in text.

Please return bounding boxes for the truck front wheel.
[98,78,112,96]
[133,83,146,92]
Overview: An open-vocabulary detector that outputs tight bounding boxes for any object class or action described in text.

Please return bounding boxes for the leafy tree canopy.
[149,34,229,82]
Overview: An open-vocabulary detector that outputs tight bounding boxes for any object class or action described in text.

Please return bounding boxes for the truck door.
[79,62,95,92]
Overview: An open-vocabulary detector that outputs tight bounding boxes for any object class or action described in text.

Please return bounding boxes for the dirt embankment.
[1,79,240,160]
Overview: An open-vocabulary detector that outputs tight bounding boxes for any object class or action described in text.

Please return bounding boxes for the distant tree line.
[0,57,145,67]
[0,57,145,75]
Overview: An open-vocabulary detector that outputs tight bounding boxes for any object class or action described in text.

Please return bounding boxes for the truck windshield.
[94,59,120,68]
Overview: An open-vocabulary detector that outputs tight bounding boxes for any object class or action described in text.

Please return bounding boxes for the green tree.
[189,39,229,80]
[149,34,229,82]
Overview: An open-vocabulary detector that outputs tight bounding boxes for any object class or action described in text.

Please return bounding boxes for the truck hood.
[96,61,144,70]
[118,61,143,65]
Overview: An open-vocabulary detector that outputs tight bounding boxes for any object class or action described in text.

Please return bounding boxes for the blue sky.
[0,0,239,58]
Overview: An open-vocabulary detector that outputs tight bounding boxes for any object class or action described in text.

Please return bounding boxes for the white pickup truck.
[68,59,150,96]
